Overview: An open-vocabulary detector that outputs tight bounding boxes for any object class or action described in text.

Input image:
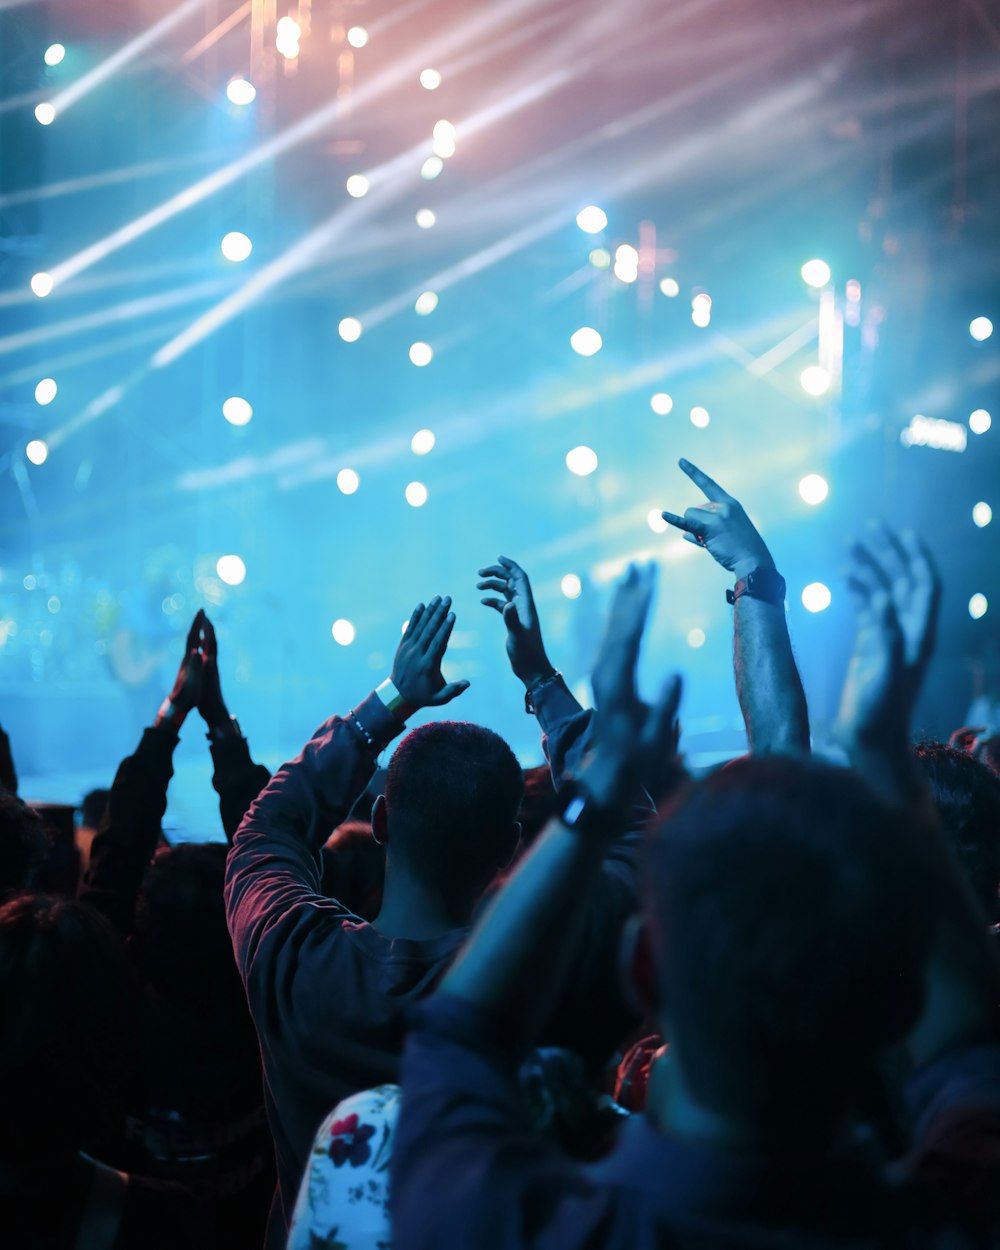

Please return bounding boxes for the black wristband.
[726,568,786,606]
[556,780,619,838]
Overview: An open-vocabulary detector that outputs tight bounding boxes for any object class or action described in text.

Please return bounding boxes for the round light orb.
[798,473,829,505]
[216,554,246,586]
[800,364,831,396]
[973,502,992,528]
[692,303,712,328]
[970,317,994,342]
[615,244,639,267]
[659,277,680,297]
[689,405,710,428]
[575,205,608,234]
[345,173,369,198]
[969,409,992,435]
[226,77,256,105]
[565,445,598,477]
[337,468,360,495]
[421,156,444,180]
[34,378,57,406]
[561,573,582,600]
[48,595,61,614]
[687,627,706,648]
[44,44,66,67]
[589,247,611,269]
[648,509,669,533]
[25,439,48,466]
[650,392,673,415]
[416,208,437,229]
[338,316,362,342]
[801,582,832,613]
[969,593,988,620]
[432,133,456,158]
[31,272,53,298]
[276,35,300,58]
[409,341,433,367]
[221,231,252,262]
[411,428,436,455]
[34,102,56,126]
[222,396,252,426]
[332,618,356,645]
[801,259,831,289]
[414,290,438,315]
[405,481,428,508]
[420,68,442,90]
[347,25,369,48]
[570,326,602,357]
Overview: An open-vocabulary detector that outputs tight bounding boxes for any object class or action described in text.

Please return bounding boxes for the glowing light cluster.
[414,291,438,315]
[35,378,58,406]
[216,554,246,586]
[338,317,362,343]
[222,396,253,426]
[650,392,673,415]
[575,205,607,234]
[970,317,994,342]
[26,439,49,465]
[332,618,356,645]
[561,573,582,599]
[409,341,433,367]
[276,16,301,59]
[570,326,602,357]
[691,293,712,328]
[421,156,444,180]
[432,119,456,159]
[969,593,988,620]
[44,43,66,66]
[35,102,56,126]
[900,414,967,453]
[614,244,639,284]
[800,364,831,396]
[798,473,829,506]
[221,231,252,262]
[346,26,368,48]
[31,272,53,298]
[659,277,680,297]
[565,445,598,476]
[227,77,256,105]
[337,468,360,495]
[416,208,436,229]
[969,409,991,435]
[420,68,442,90]
[411,429,436,455]
[802,582,831,613]
[345,174,369,198]
[801,259,831,289]
[689,406,710,429]
[973,502,992,528]
[405,481,428,507]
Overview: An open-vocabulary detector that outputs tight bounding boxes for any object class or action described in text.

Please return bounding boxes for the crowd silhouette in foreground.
[2,457,1000,1250]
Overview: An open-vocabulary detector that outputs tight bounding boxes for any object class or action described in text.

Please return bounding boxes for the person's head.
[0,792,48,900]
[375,722,523,916]
[321,820,386,919]
[516,765,559,849]
[914,742,1000,924]
[644,756,935,1144]
[80,788,110,831]
[0,893,133,1167]
[133,842,240,1007]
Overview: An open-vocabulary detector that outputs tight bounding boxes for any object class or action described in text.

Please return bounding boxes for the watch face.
[747,569,786,603]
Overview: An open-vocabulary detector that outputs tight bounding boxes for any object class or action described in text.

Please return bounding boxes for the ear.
[619,913,658,1017]
[371,795,388,846]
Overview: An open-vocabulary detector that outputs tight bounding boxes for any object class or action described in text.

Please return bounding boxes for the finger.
[480,597,506,614]
[185,613,202,652]
[643,673,683,756]
[201,615,217,660]
[900,530,941,592]
[496,556,525,575]
[424,607,456,664]
[476,577,512,596]
[418,596,450,651]
[849,540,892,593]
[678,457,731,504]
[403,602,425,641]
[428,679,471,706]
[477,565,510,581]
[873,522,911,584]
[661,510,700,535]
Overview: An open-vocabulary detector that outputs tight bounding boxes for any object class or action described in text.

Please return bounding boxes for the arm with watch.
[662,457,810,756]
[224,595,469,983]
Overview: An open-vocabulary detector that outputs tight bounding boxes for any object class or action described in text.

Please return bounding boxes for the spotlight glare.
[345,173,369,198]
[34,378,58,406]
[25,439,49,466]
[969,409,992,435]
[565,445,598,477]
[216,554,246,585]
[690,405,710,428]
[338,316,362,342]
[973,502,992,528]
[421,156,444,180]
[575,205,608,234]
[220,231,252,262]
[650,392,673,415]
[970,317,994,342]
[226,77,256,105]
[798,473,829,505]
[415,208,437,229]
[332,618,356,645]
[411,428,436,455]
[276,16,301,57]
[570,326,602,357]
[614,243,639,283]
[405,481,428,508]
[802,582,831,613]
[648,509,669,533]
[561,573,582,600]
[432,119,456,158]
[801,259,832,288]
[31,272,53,298]
[346,25,369,48]
[691,294,712,328]
[800,364,831,396]
[420,68,442,90]
[659,277,680,297]
[409,341,433,367]
[337,468,360,495]
[414,290,438,315]
[222,396,253,426]
[44,44,66,67]
[969,593,988,620]
[687,627,706,648]
[34,102,56,125]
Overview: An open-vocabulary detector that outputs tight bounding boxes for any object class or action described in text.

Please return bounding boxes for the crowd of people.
[2,457,999,1250]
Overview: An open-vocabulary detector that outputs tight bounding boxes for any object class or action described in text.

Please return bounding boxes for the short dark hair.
[0,792,48,900]
[384,722,523,902]
[646,757,934,1138]
[914,742,1000,923]
[0,893,133,1164]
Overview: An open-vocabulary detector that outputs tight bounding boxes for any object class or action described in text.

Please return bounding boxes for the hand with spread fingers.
[390,595,471,712]
[661,458,774,579]
[476,556,554,690]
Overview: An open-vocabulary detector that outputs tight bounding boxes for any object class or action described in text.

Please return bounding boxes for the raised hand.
[155,610,205,730]
[196,613,232,732]
[477,556,554,689]
[661,458,773,579]
[580,563,682,813]
[391,596,470,711]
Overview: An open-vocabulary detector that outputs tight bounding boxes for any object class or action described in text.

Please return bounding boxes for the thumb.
[502,601,525,633]
[428,680,471,706]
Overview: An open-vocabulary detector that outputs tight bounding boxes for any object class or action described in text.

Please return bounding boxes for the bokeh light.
[222,396,253,426]
[420,68,442,90]
[690,406,710,428]
[969,593,988,620]
[650,392,674,415]
[575,205,608,234]
[216,554,246,586]
[614,243,639,283]
[409,341,433,367]
[31,272,53,298]
[414,290,439,315]
[35,102,56,126]
[226,77,256,105]
[332,618,357,645]
[411,429,436,455]
[44,43,66,67]
[346,26,369,48]
[798,473,829,505]
[337,468,360,495]
[432,120,456,158]
[338,317,362,342]
[345,174,369,198]
[275,16,301,57]
[691,293,712,328]
[802,582,832,613]
[405,481,429,507]
[801,259,831,288]
[648,509,669,533]
[800,364,831,396]
[973,502,992,528]
[34,378,57,406]
[570,326,602,356]
[659,277,680,297]
[970,317,994,342]
[969,408,991,435]
[687,627,706,648]
[26,439,48,466]
[421,156,444,180]
[565,445,598,476]
[416,208,437,229]
[221,231,252,262]
[589,248,611,269]
[561,573,582,599]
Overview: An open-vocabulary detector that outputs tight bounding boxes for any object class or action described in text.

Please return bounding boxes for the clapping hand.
[661,458,774,579]
[477,556,554,690]
[155,610,206,730]
[391,596,470,712]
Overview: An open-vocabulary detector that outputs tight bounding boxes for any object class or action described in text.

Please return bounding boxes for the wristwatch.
[556,780,618,838]
[726,567,786,606]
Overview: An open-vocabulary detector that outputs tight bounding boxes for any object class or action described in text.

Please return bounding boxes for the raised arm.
[662,457,810,756]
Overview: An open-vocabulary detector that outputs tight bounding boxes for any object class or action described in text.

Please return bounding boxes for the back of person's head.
[0,893,133,1166]
[80,788,110,830]
[321,820,385,918]
[645,756,934,1140]
[0,792,48,900]
[383,721,523,904]
[914,741,1000,923]
[133,842,239,1006]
